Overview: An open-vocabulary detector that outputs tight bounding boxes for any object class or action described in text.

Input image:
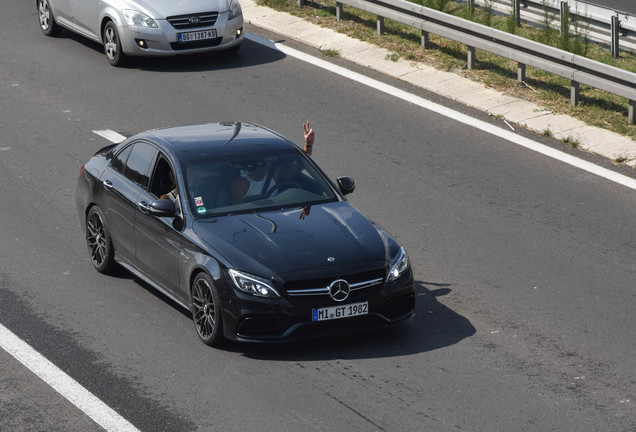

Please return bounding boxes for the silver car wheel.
[37,0,60,36]
[104,27,117,61]
[102,22,127,66]
[38,0,51,30]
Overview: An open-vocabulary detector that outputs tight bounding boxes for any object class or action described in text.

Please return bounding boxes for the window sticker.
[197,207,206,214]
[194,196,204,207]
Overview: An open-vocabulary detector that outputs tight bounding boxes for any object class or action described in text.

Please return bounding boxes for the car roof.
[138,122,296,163]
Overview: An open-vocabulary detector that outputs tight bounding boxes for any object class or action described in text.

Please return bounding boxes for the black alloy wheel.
[103,21,127,67]
[191,273,225,346]
[86,206,115,274]
[38,0,61,36]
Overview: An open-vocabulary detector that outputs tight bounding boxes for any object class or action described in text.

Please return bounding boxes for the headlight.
[229,269,280,298]
[123,10,158,28]
[228,0,242,20]
[386,246,409,283]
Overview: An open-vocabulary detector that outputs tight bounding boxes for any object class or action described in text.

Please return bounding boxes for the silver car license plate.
[178,29,217,43]
[312,302,368,322]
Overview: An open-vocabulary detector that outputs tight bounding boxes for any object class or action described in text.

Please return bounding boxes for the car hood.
[193,202,389,277]
[119,0,231,18]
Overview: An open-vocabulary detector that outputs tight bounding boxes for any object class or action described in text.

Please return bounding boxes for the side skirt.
[116,259,191,312]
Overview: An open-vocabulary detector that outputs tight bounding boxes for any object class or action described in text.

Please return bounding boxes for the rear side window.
[124,142,156,189]
[111,145,132,175]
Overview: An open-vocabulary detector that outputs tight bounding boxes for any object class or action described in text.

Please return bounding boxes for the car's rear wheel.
[103,21,127,67]
[86,206,116,274]
[191,273,225,347]
[38,0,61,36]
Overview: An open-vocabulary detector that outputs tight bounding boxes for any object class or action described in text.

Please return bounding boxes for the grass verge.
[256,0,636,141]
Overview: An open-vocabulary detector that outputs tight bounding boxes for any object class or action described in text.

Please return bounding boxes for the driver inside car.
[230,121,316,204]
[231,158,276,204]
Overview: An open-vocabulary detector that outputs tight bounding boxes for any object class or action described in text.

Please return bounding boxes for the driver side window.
[149,156,176,200]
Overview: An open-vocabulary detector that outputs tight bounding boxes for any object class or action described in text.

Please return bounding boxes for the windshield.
[182,148,338,217]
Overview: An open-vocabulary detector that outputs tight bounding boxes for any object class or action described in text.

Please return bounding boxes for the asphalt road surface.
[1,2,635,431]
[589,0,636,14]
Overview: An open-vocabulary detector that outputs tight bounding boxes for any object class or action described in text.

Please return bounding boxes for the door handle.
[103,180,114,190]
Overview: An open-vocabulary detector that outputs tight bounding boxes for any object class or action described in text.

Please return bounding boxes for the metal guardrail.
[468,0,636,55]
[304,0,636,123]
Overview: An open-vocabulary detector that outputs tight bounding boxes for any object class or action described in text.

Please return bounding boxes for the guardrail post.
[611,15,620,58]
[377,16,384,35]
[517,63,526,82]
[571,80,580,107]
[421,30,430,49]
[336,2,343,21]
[513,0,521,27]
[560,1,569,36]
[467,46,475,69]
[629,100,635,125]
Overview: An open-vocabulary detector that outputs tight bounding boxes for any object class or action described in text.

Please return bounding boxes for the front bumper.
[117,13,244,57]
[219,269,416,343]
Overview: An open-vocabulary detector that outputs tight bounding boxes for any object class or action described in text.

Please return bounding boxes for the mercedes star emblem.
[328,279,350,302]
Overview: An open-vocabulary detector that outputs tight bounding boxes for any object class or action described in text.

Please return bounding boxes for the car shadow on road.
[58,30,285,72]
[233,280,476,361]
[120,270,475,360]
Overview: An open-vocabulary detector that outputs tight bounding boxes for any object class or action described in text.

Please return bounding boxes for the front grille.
[170,38,223,50]
[287,278,383,297]
[167,12,219,29]
[285,269,385,302]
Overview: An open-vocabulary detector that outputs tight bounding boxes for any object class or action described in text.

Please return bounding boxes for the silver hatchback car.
[37,0,244,66]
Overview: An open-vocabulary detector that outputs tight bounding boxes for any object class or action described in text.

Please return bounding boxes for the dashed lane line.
[93,129,127,143]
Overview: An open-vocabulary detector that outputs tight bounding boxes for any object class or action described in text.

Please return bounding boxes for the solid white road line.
[245,32,636,192]
[0,323,140,432]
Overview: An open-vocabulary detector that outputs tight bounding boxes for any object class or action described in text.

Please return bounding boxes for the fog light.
[236,28,242,38]
[135,39,147,48]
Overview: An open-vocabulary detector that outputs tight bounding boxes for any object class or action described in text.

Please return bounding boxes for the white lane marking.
[93,129,127,143]
[0,323,140,432]
[245,33,636,192]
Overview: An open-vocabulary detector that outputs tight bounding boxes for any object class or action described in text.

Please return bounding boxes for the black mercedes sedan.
[75,122,415,346]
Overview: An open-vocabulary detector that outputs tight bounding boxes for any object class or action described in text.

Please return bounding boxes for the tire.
[37,0,61,36]
[191,273,225,347]
[86,206,116,274]
[103,21,127,67]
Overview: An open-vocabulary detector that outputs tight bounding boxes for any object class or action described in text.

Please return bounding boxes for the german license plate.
[312,302,368,322]
[178,29,217,43]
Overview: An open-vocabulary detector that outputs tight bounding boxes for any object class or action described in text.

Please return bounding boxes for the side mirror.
[148,199,176,217]
[337,176,356,195]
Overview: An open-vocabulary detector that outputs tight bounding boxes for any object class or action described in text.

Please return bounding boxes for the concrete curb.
[241,0,636,167]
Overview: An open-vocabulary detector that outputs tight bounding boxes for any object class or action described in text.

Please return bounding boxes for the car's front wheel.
[86,206,116,274]
[191,273,225,347]
[37,0,61,36]
[103,21,127,67]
